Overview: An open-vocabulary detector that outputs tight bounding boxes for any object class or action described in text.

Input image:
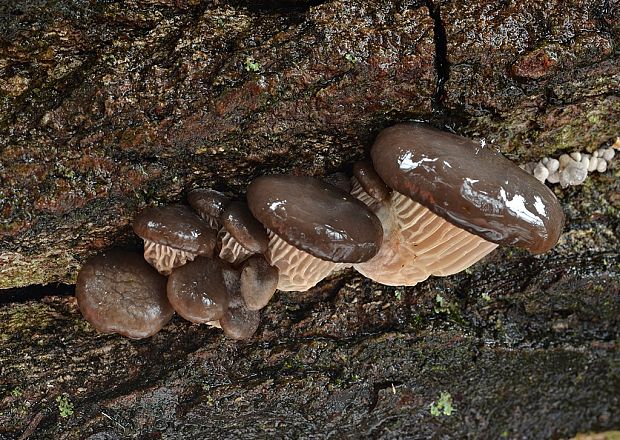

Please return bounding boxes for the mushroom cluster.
[521,140,618,188]
[76,123,565,340]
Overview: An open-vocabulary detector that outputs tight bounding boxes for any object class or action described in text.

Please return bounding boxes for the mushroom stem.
[266,230,349,291]
[218,229,252,265]
[143,240,196,275]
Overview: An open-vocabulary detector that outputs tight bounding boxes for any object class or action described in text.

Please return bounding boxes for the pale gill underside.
[218,230,252,265]
[353,190,498,286]
[143,240,196,275]
[266,232,348,292]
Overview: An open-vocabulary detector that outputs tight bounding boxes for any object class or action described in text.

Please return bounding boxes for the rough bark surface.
[0,0,619,438]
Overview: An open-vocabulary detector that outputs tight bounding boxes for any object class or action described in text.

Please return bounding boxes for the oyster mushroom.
[187,188,230,229]
[247,175,383,291]
[166,256,230,324]
[133,205,217,275]
[218,201,269,265]
[220,300,261,340]
[239,254,279,311]
[350,159,391,212]
[354,123,564,286]
[76,249,174,339]
[217,262,261,340]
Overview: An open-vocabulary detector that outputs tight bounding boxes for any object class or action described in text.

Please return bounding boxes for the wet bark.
[0,0,619,438]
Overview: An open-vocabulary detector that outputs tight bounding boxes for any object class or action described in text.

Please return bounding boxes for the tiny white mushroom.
[602,148,615,161]
[559,154,573,168]
[523,162,537,174]
[547,171,560,184]
[533,163,550,183]
[545,158,560,174]
[570,152,582,162]
[596,159,608,173]
[588,157,599,172]
[560,161,587,188]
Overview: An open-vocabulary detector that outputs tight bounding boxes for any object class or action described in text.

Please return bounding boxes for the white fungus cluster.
[521,138,619,188]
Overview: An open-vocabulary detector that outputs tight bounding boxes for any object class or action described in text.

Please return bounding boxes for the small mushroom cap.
[133,205,217,255]
[76,249,173,339]
[371,123,564,254]
[187,188,230,220]
[167,257,230,324]
[352,160,391,202]
[221,201,269,254]
[240,254,279,310]
[220,306,260,340]
[247,175,383,263]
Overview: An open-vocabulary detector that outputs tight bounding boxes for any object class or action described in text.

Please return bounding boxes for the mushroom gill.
[354,190,498,286]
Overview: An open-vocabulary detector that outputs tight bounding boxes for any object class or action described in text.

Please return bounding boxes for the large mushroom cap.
[133,205,217,255]
[167,257,230,324]
[76,249,173,339]
[371,123,564,254]
[247,175,383,263]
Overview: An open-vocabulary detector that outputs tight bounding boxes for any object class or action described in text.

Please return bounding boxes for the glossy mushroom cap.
[247,175,383,263]
[133,205,218,274]
[371,123,564,254]
[76,249,173,339]
[240,254,279,311]
[221,201,269,255]
[352,160,391,203]
[167,257,230,324]
[133,205,217,255]
[220,306,260,340]
[187,188,230,229]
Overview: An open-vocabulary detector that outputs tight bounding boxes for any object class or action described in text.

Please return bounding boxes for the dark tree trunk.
[0,0,618,438]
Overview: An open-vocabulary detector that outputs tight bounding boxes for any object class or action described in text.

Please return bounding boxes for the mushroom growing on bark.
[247,175,383,291]
[239,254,279,311]
[187,188,230,230]
[218,201,270,265]
[354,123,564,286]
[133,205,217,275]
[76,249,174,339]
[166,256,230,324]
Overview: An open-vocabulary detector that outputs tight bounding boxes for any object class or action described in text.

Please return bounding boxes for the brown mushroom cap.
[220,306,260,340]
[76,249,173,339]
[352,160,391,202]
[167,257,230,324]
[247,175,383,263]
[187,188,230,221]
[133,205,217,255]
[371,123,564,254]
[240,254,279,311]
[221,201,269,254]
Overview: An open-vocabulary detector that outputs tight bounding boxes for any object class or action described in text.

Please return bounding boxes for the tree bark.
[0,0,619,438]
